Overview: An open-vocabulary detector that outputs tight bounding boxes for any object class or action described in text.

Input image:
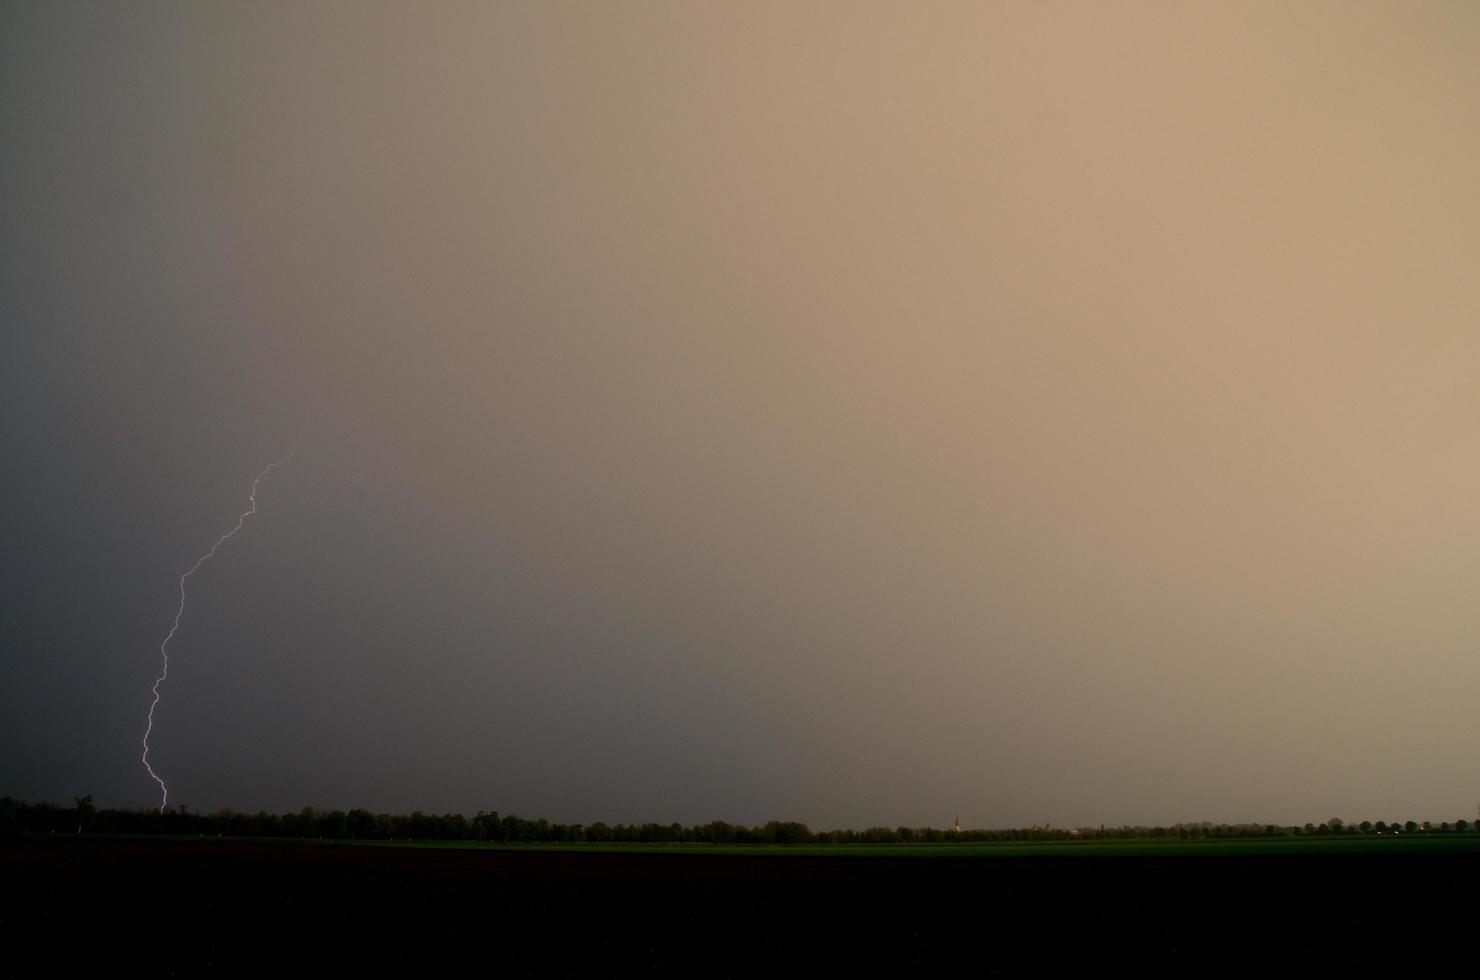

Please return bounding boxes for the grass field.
[8,833,1476,972]
[70,830,1480,858]
[361,834,1480,858]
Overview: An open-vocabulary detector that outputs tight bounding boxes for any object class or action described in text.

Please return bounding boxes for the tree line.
[3,797,1474,844]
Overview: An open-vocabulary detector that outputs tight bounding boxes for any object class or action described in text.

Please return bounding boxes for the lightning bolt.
[141,439,299,812]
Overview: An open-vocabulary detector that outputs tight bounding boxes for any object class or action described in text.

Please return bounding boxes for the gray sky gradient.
[3,2,1478,829]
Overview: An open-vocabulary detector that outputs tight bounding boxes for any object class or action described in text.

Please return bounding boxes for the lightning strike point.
[141,439,299,812]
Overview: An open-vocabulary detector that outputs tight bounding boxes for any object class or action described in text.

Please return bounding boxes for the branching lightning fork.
[141,440,299,812]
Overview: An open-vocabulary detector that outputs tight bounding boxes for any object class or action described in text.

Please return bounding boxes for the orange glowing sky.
[3,2,1478,827]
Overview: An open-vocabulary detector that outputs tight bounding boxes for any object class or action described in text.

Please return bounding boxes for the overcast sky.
[3,2,1478,829]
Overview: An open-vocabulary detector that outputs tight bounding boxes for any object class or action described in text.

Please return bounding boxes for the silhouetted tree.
[73,795,94,835]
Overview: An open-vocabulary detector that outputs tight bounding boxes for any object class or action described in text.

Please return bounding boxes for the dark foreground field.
[4,837,1474,975]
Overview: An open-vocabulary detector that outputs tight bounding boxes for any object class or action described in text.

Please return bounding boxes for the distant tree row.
[2,797,1473,844]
